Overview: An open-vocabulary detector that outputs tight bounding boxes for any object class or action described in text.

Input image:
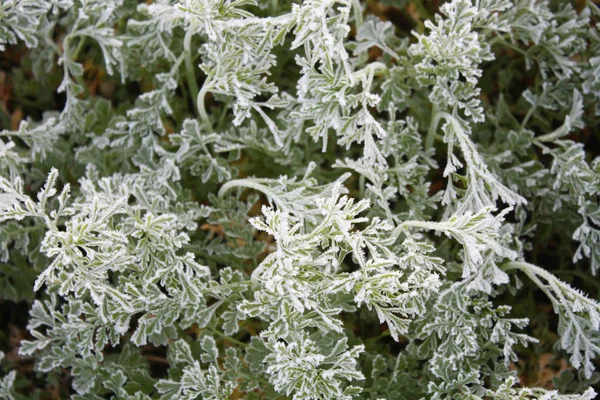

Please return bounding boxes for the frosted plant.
[0,0,600,399]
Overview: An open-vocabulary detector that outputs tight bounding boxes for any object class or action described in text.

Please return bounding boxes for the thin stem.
[358,175,365,198]
[533,124,570,143]
[218,179,273,200]
[62,34,72,93]
[520,104,537,132]
[502,261,556,283]
[425,104,440,152]
[352,0,367,65]
[208,327,248,347]
[197,76,212,127]
[492,37,527,56]
[217,99,232,131]
[501,261,565,309]
[72,36,87,60]
[391,218,453,240]
[351,0,363,32]
[520,84,552,132]
[184,27,199,118]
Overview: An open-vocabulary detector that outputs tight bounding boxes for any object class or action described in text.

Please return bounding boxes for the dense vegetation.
[0,0,599,398]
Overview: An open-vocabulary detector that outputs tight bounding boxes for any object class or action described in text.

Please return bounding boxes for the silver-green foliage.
[0,0,599,399]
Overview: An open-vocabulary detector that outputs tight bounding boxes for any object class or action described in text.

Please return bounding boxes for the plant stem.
[392,218,454,240]
[352,0,368,65]
[519,104,537,132]
[352,0,364,32]
[208,327,248,347]
[358,175,365,198]
[502,261,566,299]
[502,261,554,282]
[197,76,212,127]
[218,179,272,200]
[492,38,527,56]
[72,36,87,60]
[425,104,440,152]
[217,99,232,131]
[533,124,570,143]
[184,27,200,118]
